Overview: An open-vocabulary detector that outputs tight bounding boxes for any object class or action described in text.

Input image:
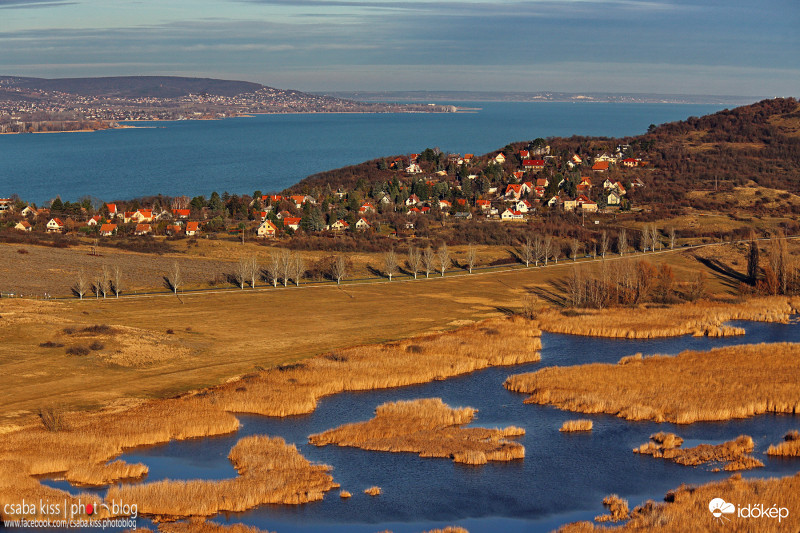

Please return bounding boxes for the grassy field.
[0,239,779,425]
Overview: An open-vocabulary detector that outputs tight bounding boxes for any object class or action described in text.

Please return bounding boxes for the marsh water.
[42,319,800,532]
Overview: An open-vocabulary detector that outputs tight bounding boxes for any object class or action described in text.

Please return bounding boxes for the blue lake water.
[0,102,726,204]
[41,319,800,533]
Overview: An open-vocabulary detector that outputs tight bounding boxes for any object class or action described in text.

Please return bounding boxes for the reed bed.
[364,486,382,496]
[156,519,276,532]
[339,490,351,499]
[559,420,593,432]
[64,459,148,486]
[767,430,800,456]
[107,436,335,520]
[535,296,797,339]
[309,398,525,465]
[212,316,541,417]
[594,494,630,522]
[558,472,800,532]
[505,342,800,424]
[634,433,763,471]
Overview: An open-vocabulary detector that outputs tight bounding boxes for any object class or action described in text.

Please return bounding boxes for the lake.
[0,102,727,205]
[42,319,800,533]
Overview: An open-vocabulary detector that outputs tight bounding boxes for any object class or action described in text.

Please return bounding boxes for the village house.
[580,200,598,212]
[14,221,32,232]
[20,206,37,218]
[405,194,420,207]
[330,219,349,231]
[519,150,530,159]
[515,199,532,213]
[476,199,492,211]
[406,207,421,215]
[0,198,12,212]
[405,163,423,174]
[165,224,182,236]
[523,159,545,171]
[46,218,64,233]
[493,153,506,164]
[454,211,472,220]
[185,221,200,236]
[100,223,117,236]
[606,191,622,206]
[438,199,452,210]
[257,220,278,238]
[355,217,371,230]
[359,202,376,214]
[512,171,524,181]
[283,217,301,231]
[87,215,102,226]
[505,184,523,201]
[563,199,578,212]
[501,209,524,221]
[106,203,118,217]
[135,223,152,236]
[623,158,639,168]
[592,161,609,172]
[172,208,190,219]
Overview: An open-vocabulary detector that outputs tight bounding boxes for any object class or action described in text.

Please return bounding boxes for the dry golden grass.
[364,486,382,496]
[558,472,800,532]
[64,459,149,486]
[339,490,352,499]
[559,420,593,432]
[766,430,800,457]
[594,494,630,522]
[156,518,275,532]
[505,342,800,423]
[107,436,336,520]
[634,433,764,471]
[309,398,525,465]
[212,316,541,417]
[534,296,797,338]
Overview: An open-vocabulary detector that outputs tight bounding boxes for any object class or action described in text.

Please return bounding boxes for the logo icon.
[709,498,735,523]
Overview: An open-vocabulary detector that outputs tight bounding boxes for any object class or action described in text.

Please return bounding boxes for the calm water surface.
[43,320,800,533]
[0,102,726,204]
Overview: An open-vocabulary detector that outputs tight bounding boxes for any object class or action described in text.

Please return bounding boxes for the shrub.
[39,341,64,348]
[66,346,90,356]
[89,341,105,351]
[38,406,68,432]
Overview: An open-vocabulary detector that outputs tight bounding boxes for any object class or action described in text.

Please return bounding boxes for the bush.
[66,345,90,356]
[89,341,104,351]
[39,341,64,348]
[38,406,68,432]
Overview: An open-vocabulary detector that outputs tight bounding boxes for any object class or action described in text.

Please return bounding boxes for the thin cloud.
[0,0,75,8]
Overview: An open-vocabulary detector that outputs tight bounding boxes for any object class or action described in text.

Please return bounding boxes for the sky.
[0,0,798,96]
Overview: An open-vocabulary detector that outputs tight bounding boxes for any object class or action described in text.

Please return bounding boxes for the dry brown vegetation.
[212,317,541,417]
[766,430,800,457]
[364,486,382,496]
[634,433,764,471]
[594,494,630,522]
[107,436,336,520]
[339,490,352,498]
[505,342,800,423]
[558,472,800,533]
[156,518,276,533]
[309,398,525,465]
[559,420,593,432]
[534,296,797,338]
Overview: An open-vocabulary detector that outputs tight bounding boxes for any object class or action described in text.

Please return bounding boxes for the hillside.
[0,75,263,98]
[289,98,800,213]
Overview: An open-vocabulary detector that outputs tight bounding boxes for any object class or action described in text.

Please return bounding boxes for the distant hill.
[0,75,264,98]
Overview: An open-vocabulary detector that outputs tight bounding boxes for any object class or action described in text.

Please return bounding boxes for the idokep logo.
[709,497,789,524]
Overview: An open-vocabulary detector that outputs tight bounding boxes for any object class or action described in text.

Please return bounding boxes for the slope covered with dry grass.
[309,398,524,465]
[505,342,800,423]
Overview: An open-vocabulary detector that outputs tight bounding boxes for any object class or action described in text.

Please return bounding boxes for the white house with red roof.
[493,153,506,164]
[438,199,452,210]
[504,184,523,201]
[185,221,201,236]
[87,215,102,226]
[257,220,278,238]
[405,194,420,207]
[100,223,117,236]
[14,221,32,232]
[501,209,524,221]
[330,219,350,231]
[476,199,492,211]
[359,202,376,214]
[46,218,65,233]
[515,200,532,213]
[355,217,371,230]
[523,159,545,171]
[283,217,301,231]
[172,209,190,219]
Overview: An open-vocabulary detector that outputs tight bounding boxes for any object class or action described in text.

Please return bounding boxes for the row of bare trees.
[74,265,123,299]
[391,244,461,280]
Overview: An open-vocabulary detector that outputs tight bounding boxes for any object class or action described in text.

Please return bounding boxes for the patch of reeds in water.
[634,433,763,471]
[106,436,335,520]
[364,486,381,496]
[767,430,800,457]
[559,420,593,432]
[594,494,630,522]
[213,316,541,417]
[536,296,797,339]
[155,518,276,532]
[505,342,800,424]
[558,472,800,533]
[309,398,525,465]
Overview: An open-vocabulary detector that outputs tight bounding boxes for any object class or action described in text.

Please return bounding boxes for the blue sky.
[1,0,798,95]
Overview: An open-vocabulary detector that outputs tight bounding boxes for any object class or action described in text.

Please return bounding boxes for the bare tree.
[533,235,544,266]
[552,241,562,264]
[267,250,281,287]
[650,225,660,252]
[407,246,422,279]
[747,231,759,285]
[112,265,123,298]
[291,252,305,286]
[167,261,182,294]
[248,255,260,289]
[383,248,399,281]
[543,235,552,266]
[520,237,534,267]
[566,265,585,307]
[617,228,628,256]
[331,255,347,285]
[640,227,650,252]
[570,239,581,262]
[769,230,788,294]
[280,248,292,287]
[97,265,110,298]
[235,258,249,289]
[465,243,477,273]
[423,246,435,278]
[437,244,451,277]
[599,230,608,259]
[668,227,676,250]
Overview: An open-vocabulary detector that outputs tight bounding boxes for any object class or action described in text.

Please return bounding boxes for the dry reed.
[594,494,630,522]
[364,486,382,496]
[767,430,800,456]
[505,343,800,424]
[557,472,800,532]
[535,296,797,339]
[106,436,336,520]
[559,420,593,432]
[309,398,525,465]
[212,316,541,417]
[156,519,276,533]
[634,433,764,471]
[339,490,352,499]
